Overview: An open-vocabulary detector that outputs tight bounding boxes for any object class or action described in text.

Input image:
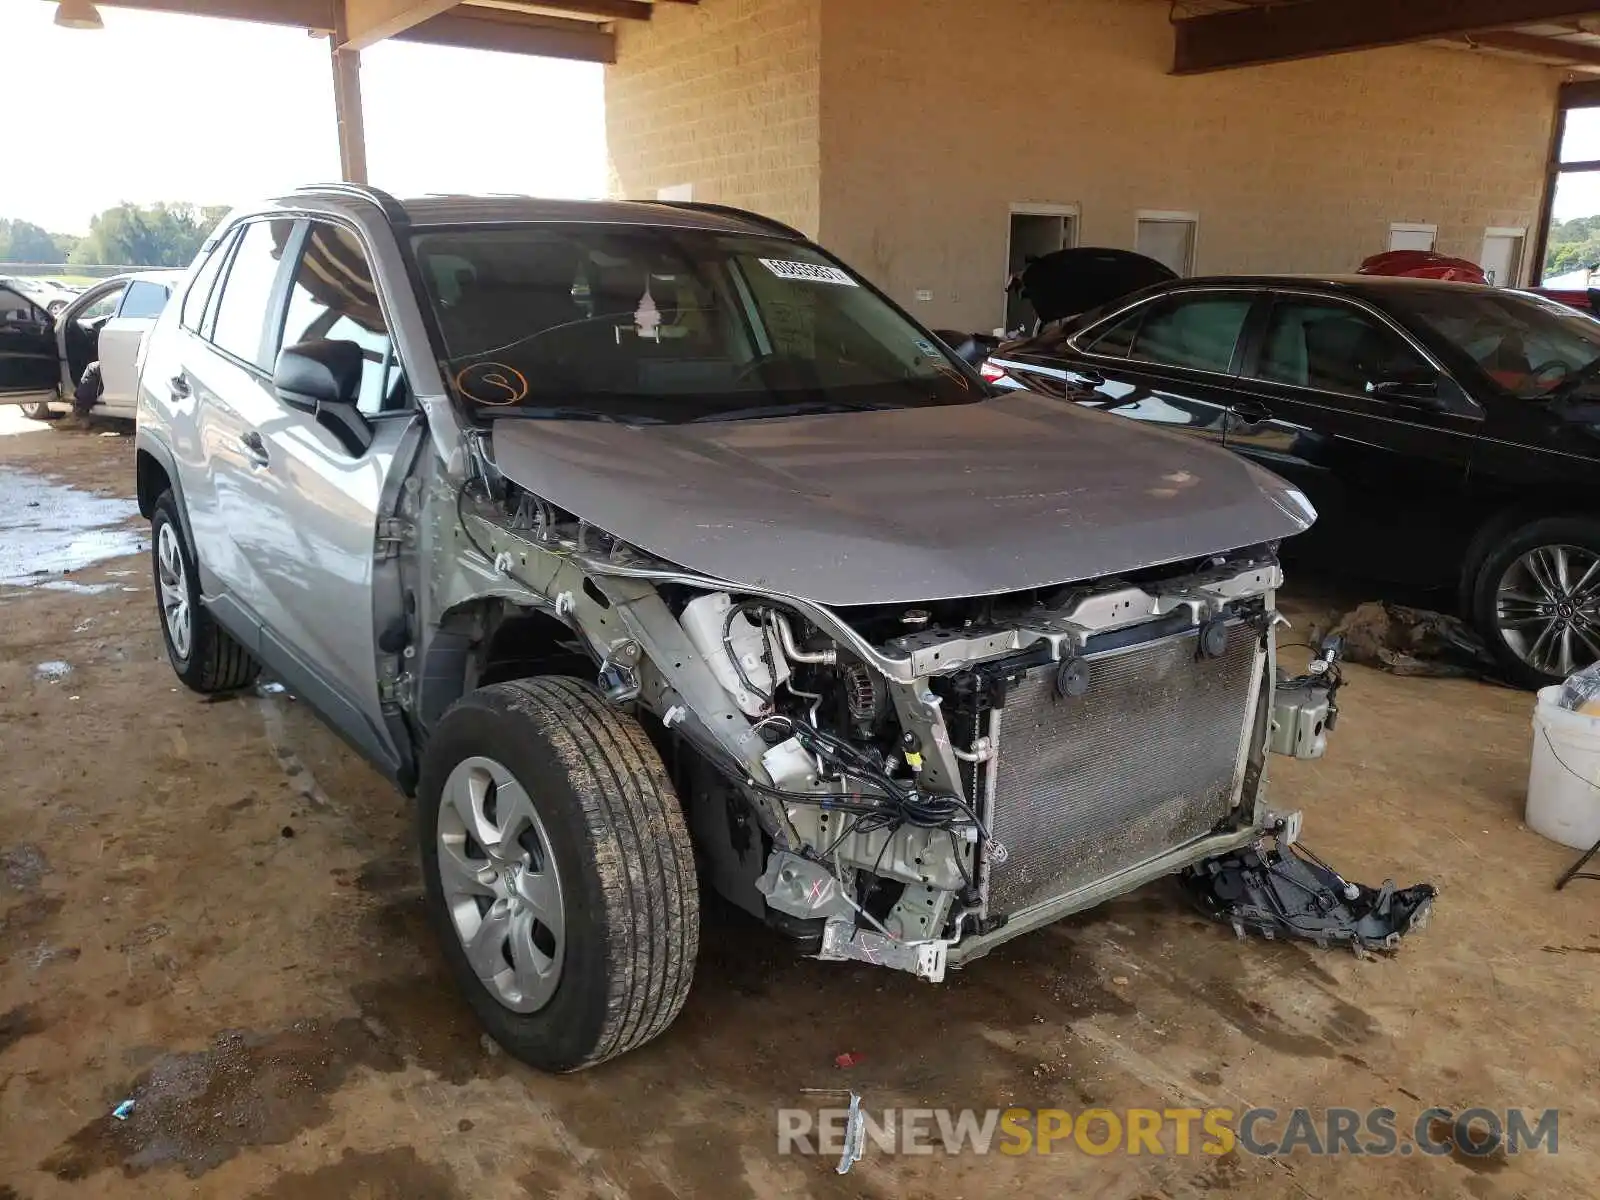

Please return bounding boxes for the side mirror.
[273,339,371,454]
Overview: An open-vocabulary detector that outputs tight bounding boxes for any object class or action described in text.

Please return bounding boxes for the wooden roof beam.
[1174,0,1600,74]
[394,5,615,61]
[1465,27,1600,66]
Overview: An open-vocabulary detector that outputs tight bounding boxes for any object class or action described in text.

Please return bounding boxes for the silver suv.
[134,186,1407,1073]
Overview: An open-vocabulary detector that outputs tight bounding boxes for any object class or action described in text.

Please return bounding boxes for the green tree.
[1545,216,1600,278]
[0,219,64,263]
[70,202,222,267]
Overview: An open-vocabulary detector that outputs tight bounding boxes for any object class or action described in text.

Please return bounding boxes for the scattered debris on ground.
[1331,601,1496,677]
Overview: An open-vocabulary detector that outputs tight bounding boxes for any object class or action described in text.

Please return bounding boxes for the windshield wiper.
[688,399,888,423]
[480,405,664,425]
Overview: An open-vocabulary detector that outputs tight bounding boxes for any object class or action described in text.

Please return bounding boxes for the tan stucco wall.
[818,0,1561,331]
[607,0,1560,332]
[605,0,821,236]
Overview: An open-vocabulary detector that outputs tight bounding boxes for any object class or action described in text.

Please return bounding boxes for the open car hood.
[490,393,1314,608]
[1013,247,1178,325]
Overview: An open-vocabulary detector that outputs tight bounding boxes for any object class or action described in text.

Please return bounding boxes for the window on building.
[1480,228,1526,287]
[1005,204,1079,331]
[1135,213,1198,276]
[1540,92,1600,286]
[1253,299,1433,397]
[277,221,401,414]
[1387,223,1437,252]
[211,221,293,368]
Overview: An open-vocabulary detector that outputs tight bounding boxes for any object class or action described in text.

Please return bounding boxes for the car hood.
[490,393,1314,607]
[1015,247,1178,325]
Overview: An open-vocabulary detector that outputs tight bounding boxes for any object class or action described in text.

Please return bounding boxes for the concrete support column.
[330,5,369,184]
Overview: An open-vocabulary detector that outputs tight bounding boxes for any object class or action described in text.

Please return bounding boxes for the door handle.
[1066,368,1106,387]
[168,373,191,400]
[1230,400,1272,425]
[240,430,270,466]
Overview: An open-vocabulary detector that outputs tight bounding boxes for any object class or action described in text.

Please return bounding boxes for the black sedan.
[985,272,1600,688]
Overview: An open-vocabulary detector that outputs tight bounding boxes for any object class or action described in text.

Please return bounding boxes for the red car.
[1359,250,1598,315]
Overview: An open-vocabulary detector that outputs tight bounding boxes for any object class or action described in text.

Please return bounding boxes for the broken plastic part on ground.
[1181,837,1437,953]
[1330,601,1494,678]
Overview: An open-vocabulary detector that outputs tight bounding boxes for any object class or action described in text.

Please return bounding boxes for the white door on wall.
[1136,213,1198,277]
[1005,205,1078,331]
[1479,229,1526,287]
[1388,223,1437,252]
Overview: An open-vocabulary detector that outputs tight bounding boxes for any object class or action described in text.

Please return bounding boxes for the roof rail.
[288,182,411,227]
[641,200,807,241]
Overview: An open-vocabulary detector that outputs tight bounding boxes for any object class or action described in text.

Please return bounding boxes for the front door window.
[1253,300,1432,397]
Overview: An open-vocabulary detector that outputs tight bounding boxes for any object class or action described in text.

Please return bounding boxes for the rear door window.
[209,220,294,370]
[1131,294,1253,372]
[1080,292,1253,373]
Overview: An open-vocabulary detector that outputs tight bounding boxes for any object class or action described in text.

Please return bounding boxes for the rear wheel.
[1470,515,1600,689]
[20,401,57,421]
[150,490,260,694]
[418,677,699,1072]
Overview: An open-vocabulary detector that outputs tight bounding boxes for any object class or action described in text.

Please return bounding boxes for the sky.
[1558,108,1600,223]
[0,2,608,234]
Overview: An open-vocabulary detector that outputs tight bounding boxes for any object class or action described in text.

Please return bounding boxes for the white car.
[5,275,79,316]
[0,270,182,421]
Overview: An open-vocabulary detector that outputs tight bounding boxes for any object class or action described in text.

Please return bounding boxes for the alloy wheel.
[436,756,566,1014]
[1495,544,1600,679]
[156,522,192,661]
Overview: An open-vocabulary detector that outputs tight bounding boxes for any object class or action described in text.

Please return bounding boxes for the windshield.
[410,224,980,423]
[1390,288,1600,400]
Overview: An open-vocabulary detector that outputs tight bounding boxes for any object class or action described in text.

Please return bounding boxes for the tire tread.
[438,676,697,1070]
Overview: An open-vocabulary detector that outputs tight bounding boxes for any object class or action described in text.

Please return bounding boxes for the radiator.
[983,623,1261,916]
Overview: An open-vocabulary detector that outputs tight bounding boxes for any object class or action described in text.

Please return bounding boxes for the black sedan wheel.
[1473,517,1600,689]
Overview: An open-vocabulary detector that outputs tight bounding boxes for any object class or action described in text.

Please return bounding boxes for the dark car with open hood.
[990,252,1600,689]
[130,189,1432,1074]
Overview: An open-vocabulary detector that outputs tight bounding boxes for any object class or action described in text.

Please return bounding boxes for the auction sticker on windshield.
[760,259,860,286]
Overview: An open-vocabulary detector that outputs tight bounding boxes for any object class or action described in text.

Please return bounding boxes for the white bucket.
[1527,685,1600,850]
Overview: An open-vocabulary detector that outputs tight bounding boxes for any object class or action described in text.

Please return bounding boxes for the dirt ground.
[1,409,1595,1200]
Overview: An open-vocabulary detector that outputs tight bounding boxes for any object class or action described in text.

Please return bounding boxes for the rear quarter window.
[182,234,235,333]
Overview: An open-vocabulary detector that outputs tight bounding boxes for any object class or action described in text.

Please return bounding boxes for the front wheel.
[418,677,699,1072]
[21,400,57,421]
[1470,515,1600,689]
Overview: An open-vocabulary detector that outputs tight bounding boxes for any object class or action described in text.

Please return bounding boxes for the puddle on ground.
[33,661,72,682]
[0,466,143,587]
[41,580,120,596]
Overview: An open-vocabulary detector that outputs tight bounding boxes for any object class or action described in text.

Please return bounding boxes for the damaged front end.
[429,463,1433,981]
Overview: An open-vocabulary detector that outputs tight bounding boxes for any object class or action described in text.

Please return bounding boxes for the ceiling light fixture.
[53,1,104,30]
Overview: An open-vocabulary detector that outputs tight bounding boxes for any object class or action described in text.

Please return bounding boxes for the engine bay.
[427,467,1423,983]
